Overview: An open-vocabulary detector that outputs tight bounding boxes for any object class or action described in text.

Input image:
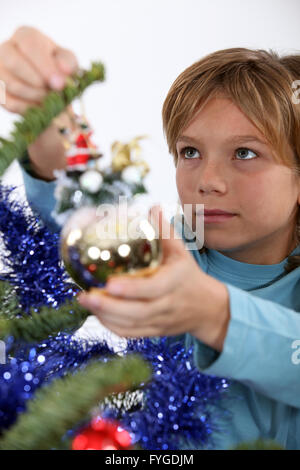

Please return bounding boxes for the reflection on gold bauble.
[60,206,162,290]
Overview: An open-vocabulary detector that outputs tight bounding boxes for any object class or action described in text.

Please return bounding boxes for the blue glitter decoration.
[103,337,231,450]
[0,333,231,450]
[0,184,77,313]
[0,333,114,432]
[0,348,47,431]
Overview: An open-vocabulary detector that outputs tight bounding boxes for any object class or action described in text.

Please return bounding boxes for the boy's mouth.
[195,208,237,224]
[197,208,237,216]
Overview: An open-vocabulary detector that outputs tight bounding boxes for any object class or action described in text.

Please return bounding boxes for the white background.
[0,0,299,204]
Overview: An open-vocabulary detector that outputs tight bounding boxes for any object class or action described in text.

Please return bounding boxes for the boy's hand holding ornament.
[76,205,230,352]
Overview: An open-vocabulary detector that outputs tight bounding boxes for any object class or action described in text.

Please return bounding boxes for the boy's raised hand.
[0,26,79,180]
[0,26,78,114]
[78,206,230,352]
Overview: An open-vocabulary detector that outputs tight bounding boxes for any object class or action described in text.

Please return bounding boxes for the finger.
[78,288,170,321]
[0,41,44,88]
[99,308,186,338]
[78,290,151,320]
[94,310,145,330]
[106,263,180,299]
[98,304,174,333]
[2,91,41,115]
[0,66,47,103]
[79,291,174,338]
[54,47,79,75]
[97,318,159,338]
[12,27,66,90]
[149,205,186,258]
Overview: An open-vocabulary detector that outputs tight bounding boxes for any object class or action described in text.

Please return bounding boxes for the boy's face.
[175,97,300,264]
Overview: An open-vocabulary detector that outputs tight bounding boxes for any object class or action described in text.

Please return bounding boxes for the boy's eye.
[179,146,259,160]
[235,148,258,160]
[179,146,200,159]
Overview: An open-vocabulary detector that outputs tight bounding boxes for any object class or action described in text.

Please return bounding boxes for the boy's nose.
[196,161,227,194]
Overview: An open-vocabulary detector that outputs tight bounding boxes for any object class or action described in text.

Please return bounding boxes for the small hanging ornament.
[62,113,103,172]
[111,135,150,178]
[72,415,133,450]
[121,165,142,185]
[79,170,103,193]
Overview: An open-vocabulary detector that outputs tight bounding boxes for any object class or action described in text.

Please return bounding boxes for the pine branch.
[232,439,285,450]
[0,297,90,343]
[0,62,105,177]
[0,355,151,450]
[0,280,22,320]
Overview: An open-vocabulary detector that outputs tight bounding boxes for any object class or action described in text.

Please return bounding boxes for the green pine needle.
[0,61,105,177]
[0,296,90,343]
[0,281,22,320]
[232,438,285,450]
[0,354,151,450]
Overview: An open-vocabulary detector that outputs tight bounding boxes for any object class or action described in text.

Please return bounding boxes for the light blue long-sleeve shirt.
[20,163,300,450]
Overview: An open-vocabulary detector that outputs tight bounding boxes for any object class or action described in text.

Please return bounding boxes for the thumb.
[148,205,187,258]
[54,47,79,76]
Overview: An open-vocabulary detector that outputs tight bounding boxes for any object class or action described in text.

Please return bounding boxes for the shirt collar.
[172,213,300,280]
[206,244,300,280]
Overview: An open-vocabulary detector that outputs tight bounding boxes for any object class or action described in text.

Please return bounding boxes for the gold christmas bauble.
[60,206,162,290]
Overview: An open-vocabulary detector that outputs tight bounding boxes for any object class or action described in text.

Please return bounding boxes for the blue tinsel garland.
[104,337,231,450]
[0,185,77,313]
[0,333,114,433]
[0,184,231,449]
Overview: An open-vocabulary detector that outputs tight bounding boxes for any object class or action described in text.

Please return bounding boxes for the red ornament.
[66,129,101,170]
[67,152,90,168]
[72,416,132,450]
[75,133,89,149]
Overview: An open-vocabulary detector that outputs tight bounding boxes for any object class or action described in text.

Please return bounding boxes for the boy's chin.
[202,239,242,253]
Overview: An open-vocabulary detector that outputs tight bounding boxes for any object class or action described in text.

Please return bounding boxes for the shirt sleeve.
[188,282,300,409]
[19,155,59,232]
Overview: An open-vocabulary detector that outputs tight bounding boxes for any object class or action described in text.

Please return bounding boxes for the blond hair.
[162,47,300,273]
